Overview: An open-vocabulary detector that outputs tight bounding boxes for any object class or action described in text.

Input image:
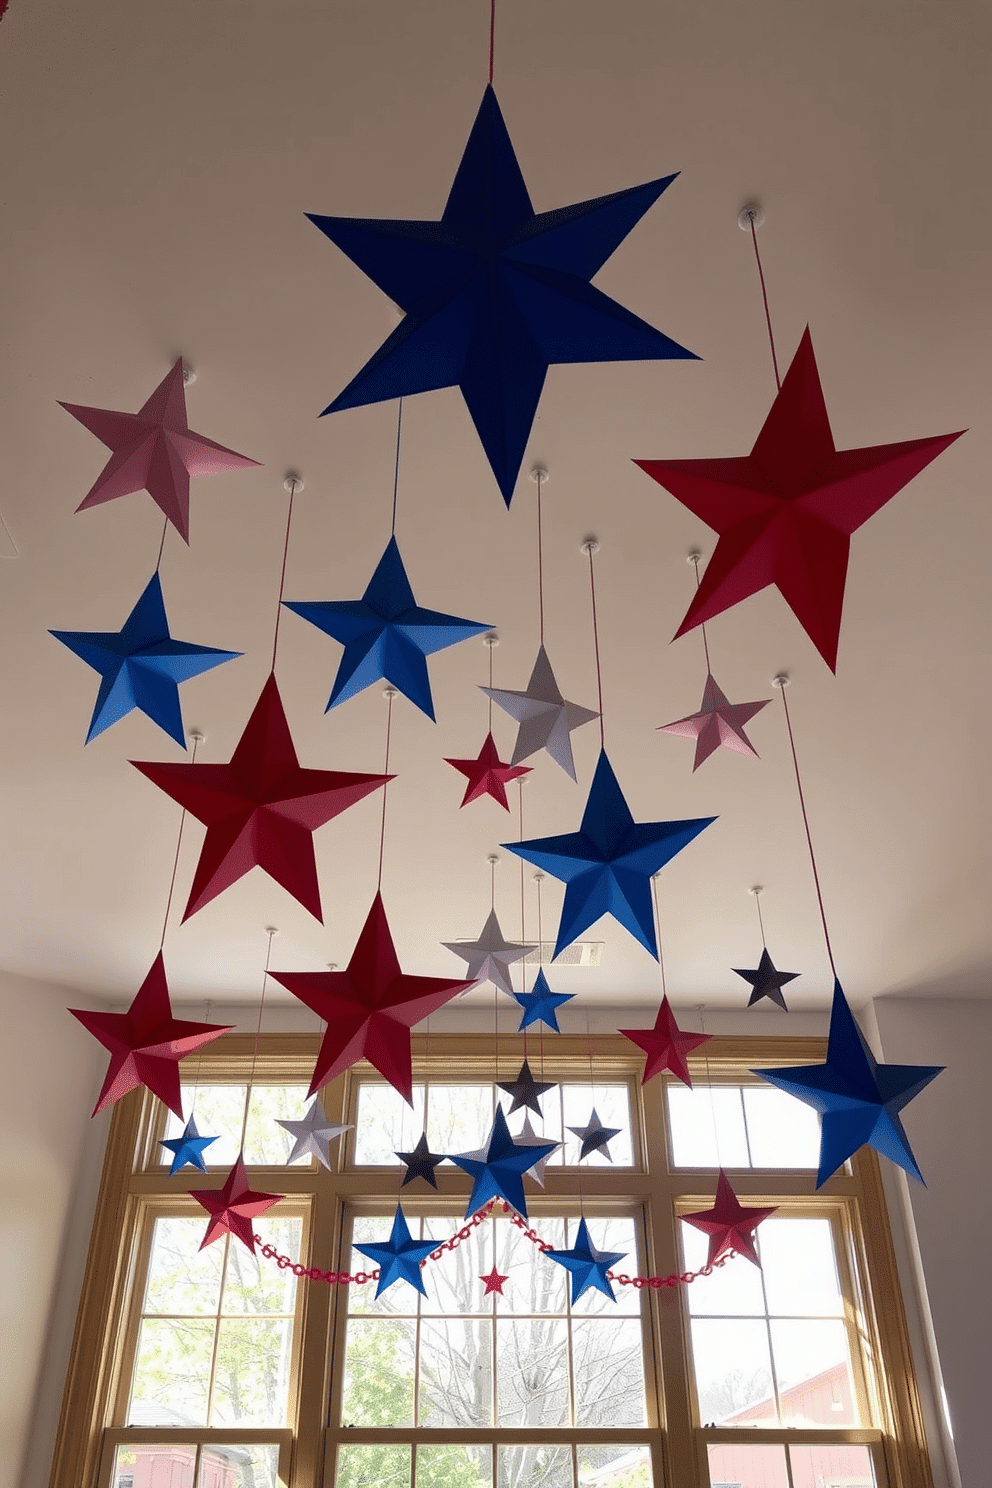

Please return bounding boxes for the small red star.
[133,675,391,921]
[480,1265,509,1296]
[619,996,711,1087]
[193,1156,282,1252]
[445,731,531,810]
[70,953,232,1117]
[683,1170,777,1268]
[61,358,259,543]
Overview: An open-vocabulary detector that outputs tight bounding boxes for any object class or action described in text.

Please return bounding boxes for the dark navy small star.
[395,1132,448,1188]
[733,947,799,1011]
[569,1108,622,1161]
[497,1058,556,1116]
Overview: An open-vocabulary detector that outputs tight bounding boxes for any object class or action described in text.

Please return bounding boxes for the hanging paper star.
[283,537,490,720]
[635,329,964,670]
[133,675,390,921]
[733,948,799,1011]
[271,893,473,1104]
[568,1107,622,1161]
[309,87,695,505]
[480,1265,509,1296]
[445,731,531,810]
[513,968,574,1033]
[51,571,240,747]
[516,1112,561,1187]
[60,359,259,543]
[276,1102,352,1170]
[659,673,769,771]
[753,979,943,1186]
[193,1155,283,1253]
[619,996,711,1086]
[442,909,535,997]
[355,1204,438,1298]
[395,1132,448,1188]
[448,1106,557,1219]
[545,1218,626,1303]
[497,1058,556,1116]
[483,646,598,781]
[505,750,715,959]
[70,954,232,1118]
[683,1170,777,1268]
[160,1114,218,1175]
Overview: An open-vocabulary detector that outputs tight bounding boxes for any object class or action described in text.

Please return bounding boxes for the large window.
[52,1035,934,1488]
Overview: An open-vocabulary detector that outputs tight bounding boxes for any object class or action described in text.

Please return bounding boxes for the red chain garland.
[254,1199,734,1289]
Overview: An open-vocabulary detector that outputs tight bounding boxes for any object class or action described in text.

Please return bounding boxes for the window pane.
[417,1444,492,1487]
[496,1317,569,1426]
[143,1216,224,1315]
[348,1216,427,1317]
[160,1084,313,1167]
[341,1317,416,1426]
[560,1085,633,1166]
[498,1445,573,1488]
[337,1444,410,1488]
[222,1216,301,1314]
[113,1443,196,1488]
[568,1216,640,1317]
[419,1316,494,1425]
[769,1318,858,1426]
[128,1316,214,1425]
[353,1082,426,1164]
[707,1442,789,1487]
[494,1216,568,1315]
[572,1317,646,1425]
[197,1443,280,1488]
[788,1442,875,1487]
[427,1083,495,1154]
[758,1218,844,1317]
[690,1318,774,1425]
[210,1315,295,1425]
[682,1221,766,1317]
[422,1215,493,1316]
[742,1087,820,1168]
[577,1445,652,1487]
[667,1087,750,1168]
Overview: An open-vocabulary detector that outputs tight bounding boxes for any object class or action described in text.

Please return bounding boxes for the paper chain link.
[254,1199,733,1289]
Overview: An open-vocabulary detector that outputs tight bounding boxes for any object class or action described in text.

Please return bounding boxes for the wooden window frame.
[50,1033,935,1488]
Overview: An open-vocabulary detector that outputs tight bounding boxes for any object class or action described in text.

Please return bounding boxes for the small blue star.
[545,1218,626,1303]
[505,750,715,959]
[355,1204,438,1298]
[753,979,943,1187]
[448,1106,557,1220]
[51,571,240,746]
[160,1114,218,1175]
[513,969,574,1033]
[283,537,491,719]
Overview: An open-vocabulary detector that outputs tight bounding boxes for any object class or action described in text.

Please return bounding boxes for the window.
[52,1034,934,1488]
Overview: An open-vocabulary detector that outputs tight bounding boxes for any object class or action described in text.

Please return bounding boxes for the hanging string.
[751,886,767,949]
[488,0,496,86]
[517,780,527,1060]
[270,476,302,674]
[183,997,212,1122]
[376,689,395,891]
[777,678,838,978]
[534,871,546,1084]
[745,211,781,391]
[390,399,403,537]
[486,634,496,733]
[689,552,713,676]
[650,876,669,1003]
[695,1002,724,1170]
[239,928,276,1156]
[158,733,201,950]
[488,854,499,1082]
[584,540,606,749]
[155,515,168,572]
[535,469,546,647]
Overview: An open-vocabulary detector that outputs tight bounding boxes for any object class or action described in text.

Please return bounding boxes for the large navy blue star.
[753,980,943,1187]
[283,537,490,719]
[308,88,697,505]
[448,1106,557,1220]
[504,750,714,959]
[51,572,240,746]
[354,1204,438,1298]
[545,1218,626,1303]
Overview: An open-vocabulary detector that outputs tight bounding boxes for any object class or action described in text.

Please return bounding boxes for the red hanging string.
[689,552,713,674]
[270,476,301,674]
[376,690,395,891]
[778,680,838,978]
[585,541,606,750]
[158,734,200,950]
[488,0,496,85]
[536,470,546,647]
[747,213,781,392]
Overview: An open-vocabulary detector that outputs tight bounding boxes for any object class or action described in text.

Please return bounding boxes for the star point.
[683,1170,776,1268]
[445,731,532,809]
[483,646,598,780]
[193,1155,282,1252]
[659,673,769,770]
[545,1217,626,1303]
[619,996,711,1086]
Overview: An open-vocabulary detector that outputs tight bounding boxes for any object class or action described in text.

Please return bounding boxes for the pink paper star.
[683,1170,776,1268]
[480,1265,509,1296]
[61,359,259,542]
[619,996,711,1087]
[445,731,531,810]
[659,673,769,771]
[193,1156,282,1252]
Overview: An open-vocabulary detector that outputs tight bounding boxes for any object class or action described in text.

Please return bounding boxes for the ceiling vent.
[523,941,603,967]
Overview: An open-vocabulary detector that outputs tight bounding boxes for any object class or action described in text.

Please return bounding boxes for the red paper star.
[133,675,391,922]
[61,359,259,543]
[193,1155,282,1252]
[683,1170,777,1268]
[445,731,531,810]
[70,953,232,1118]
[659,673,769,770]
[636,329,964,670]
[619,996,711,1087]
[480,1265,509,1296]
[269,893,475,1103]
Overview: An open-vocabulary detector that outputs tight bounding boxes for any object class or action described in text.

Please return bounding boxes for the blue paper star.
[753,980,943,1187]
[159,1114,218,1175]
[283,537,490,719]
[448,1106,557,1220]
[545,1218,626,1303]
[51,572,240,746]
[354,1204,438,1298]
[513,969,574,1033]
[504,751,715,959]
[308,88,697,505]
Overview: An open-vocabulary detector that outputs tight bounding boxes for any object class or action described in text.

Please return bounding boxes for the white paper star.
[443,909,535,997]
[276,1101,352,1170]
[483,645,599,780]
[516,1112,561,1187]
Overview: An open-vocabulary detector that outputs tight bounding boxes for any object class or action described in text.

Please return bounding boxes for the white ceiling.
[0,0,989,1011]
